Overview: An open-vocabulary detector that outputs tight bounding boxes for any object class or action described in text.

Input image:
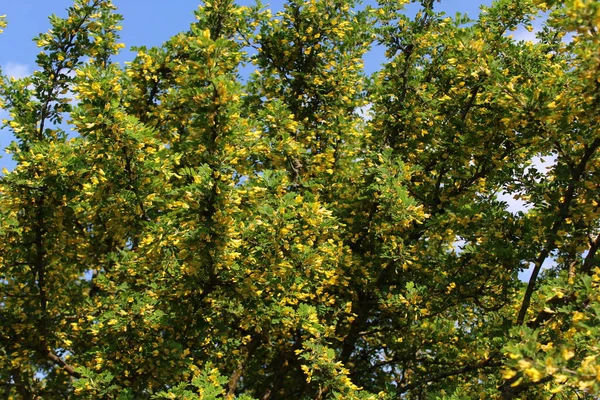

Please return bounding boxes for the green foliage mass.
[1,0,599,398]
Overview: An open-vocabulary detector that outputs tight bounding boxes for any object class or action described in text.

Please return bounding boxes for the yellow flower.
[524,367,543,382]
[572,311,585,323]
[501,369,517,379]
[562,348,575,361]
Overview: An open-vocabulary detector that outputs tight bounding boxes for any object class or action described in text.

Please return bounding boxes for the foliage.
[0,0,599,398]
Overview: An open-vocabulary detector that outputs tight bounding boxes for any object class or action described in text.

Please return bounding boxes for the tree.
[0,0,599,398]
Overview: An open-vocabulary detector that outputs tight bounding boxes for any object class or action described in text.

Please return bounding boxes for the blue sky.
[0,0,549,177]
[0,0,199,167]
[1,0,494,78]
[0,0,503,170]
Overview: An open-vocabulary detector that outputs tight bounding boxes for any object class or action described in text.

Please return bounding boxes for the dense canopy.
[1,0,599,398]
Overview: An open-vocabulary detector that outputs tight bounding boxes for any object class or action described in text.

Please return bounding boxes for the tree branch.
[517,138,600,325]
[227,336,260,397]
[397,357,500,395]
[45,348,81,379]
[582,232,600,274]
